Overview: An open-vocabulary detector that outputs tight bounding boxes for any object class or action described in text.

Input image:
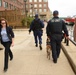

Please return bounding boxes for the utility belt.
[51,32,62,35]
[34,28,42,31]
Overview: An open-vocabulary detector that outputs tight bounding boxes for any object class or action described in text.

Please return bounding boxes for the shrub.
[21,17,34,28]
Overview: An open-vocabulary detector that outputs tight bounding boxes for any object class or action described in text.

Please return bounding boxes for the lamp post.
[24,0,27,17]
[5,9,7,19]
[31,4,33,18]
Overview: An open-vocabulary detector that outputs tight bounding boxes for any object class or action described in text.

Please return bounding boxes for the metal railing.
[66,25,76,46]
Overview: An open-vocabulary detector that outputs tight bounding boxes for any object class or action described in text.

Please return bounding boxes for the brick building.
[0,0,26,27]
[26,0,52,20]
[0,0,52,20]
[0,0,24,11]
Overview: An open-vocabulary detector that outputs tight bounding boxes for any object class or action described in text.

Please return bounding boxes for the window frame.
[0,0,2,7]
[39,9,42,12]
[39,0,42,2]
[34,0,37,2]
[29,0,32,2]
[43,0,47,2]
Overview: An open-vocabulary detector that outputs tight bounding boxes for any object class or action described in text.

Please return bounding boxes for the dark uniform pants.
[2,41,13,68]
[33,30,42,45]
[50,34,62,61]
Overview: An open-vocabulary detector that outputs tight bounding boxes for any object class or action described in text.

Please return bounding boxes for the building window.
[39,4,42,7]
[39,0,42,2]
[43,0,47,2]
[30,9,32,13]
[34,9,37,13]
[3,2,8,8]
[39,9,42,12]
[26,4,28,8]
[34,0,37,2]
[44,4,47,7]
[30,4,33,9]
[34,4,37,7]
[44,9,47,12]
[29,0,32,2]
[3,2,5,8]
[0,0,2,6]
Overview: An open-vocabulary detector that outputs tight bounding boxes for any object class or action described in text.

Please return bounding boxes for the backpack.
[32,19,42,30]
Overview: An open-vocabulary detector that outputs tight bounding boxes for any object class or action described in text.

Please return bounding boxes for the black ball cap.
[53,10,59,15]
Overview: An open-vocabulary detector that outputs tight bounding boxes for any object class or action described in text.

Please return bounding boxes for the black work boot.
[4,67,8,72]
[35,44,38,47]
[39,44,42,50]
[53,59,57,63]
[10,55,13,61]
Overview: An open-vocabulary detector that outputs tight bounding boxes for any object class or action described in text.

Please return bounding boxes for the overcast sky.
[48,0,76,17]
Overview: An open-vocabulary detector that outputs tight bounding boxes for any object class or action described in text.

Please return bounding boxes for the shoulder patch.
[51,19,61,22]
[51,19,55,22]
[55,19,60,22]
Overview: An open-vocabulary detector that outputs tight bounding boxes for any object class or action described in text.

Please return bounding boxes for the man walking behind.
[46,10,69,63]
[29,14,44,50]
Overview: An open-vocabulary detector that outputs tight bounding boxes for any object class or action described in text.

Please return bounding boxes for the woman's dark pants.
[2,41,13,69]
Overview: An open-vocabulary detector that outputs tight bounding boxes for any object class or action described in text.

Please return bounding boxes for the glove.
[29,29,31,34]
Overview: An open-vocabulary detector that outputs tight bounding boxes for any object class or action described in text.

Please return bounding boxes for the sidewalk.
[61,40,76,74]
[13,28,76,74]
[0,30,75,75]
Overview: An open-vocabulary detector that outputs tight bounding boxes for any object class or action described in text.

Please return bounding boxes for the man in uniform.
[29,14,44,50]
[46,10,69,63]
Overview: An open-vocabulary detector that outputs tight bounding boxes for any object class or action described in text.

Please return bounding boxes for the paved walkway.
[0,30,75,75]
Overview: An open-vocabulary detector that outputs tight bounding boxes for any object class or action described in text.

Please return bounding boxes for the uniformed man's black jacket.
[46,17,69,36]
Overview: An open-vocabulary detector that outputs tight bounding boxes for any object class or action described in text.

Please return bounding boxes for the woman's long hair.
[0,18,8,28]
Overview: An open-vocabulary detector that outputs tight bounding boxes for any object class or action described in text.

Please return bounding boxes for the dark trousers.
[2,41,13,68]
[51,34,62,61]
[33,30,42,44]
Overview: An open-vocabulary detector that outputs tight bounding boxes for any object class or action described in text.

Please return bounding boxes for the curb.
[0,44,4,50]
[61,42,76,74]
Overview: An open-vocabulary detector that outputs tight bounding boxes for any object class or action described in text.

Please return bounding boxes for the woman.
[0,18,14,72]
